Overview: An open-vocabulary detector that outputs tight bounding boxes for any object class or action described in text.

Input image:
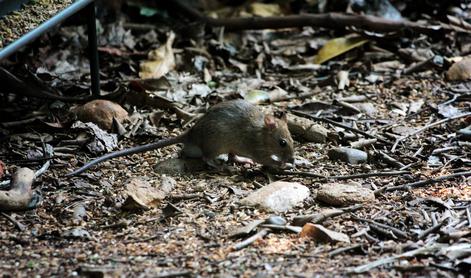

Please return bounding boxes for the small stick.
[166,0,451,35]
[292,110,389,144]
[34,161,51,179]
[328,244,363,257]
[391,112,471,152]
[417,219,448,239]
[1,212,26,231]
[232,228,269,251]
[1,116,47,128]
[280,170,409,180]
[353,217,408,239]
[376,170,471,194]
[369,223,398,239]
[155,271,192,278]
[377,151,406,169]
[293,204,362,226]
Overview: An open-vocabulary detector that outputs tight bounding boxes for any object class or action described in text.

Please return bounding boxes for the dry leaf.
[139,32,176,79]
[314,36,368,64]
[122,178,167,210]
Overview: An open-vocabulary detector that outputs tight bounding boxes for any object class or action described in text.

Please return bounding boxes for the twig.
[279,170,409,180]
[329,244,363,257]
[353,217,409,239]
[391,112,471,152]
[155,271,192,278]
[0,67,92,102]
[417,219,448,240]
[166,0,451,35]
[291,110,389,144]
[269,91,320,103]
[1,115,47,128]
[376,170,471,194]
[369,224,398,239]
[1,212,26,231]
[350,244,442,273]
[293,204,363,226]
[33,161,51,179]
[377,151,406,169]
[232,228,269,251]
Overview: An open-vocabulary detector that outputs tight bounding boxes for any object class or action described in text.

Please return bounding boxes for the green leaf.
[314,36,368,64]
[140,7,158,17]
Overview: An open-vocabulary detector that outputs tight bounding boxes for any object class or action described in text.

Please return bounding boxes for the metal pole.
[87,1,100,96]
[0,0,94,61]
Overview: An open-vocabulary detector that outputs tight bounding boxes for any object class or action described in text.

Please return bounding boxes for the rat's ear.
[273,111,288,123]
[274,111,287,122]
[264,114,278,130]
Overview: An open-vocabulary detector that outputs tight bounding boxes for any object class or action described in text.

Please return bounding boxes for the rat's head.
[257,111,294,168]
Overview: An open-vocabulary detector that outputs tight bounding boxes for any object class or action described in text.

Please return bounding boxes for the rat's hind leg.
[181,143,203,158]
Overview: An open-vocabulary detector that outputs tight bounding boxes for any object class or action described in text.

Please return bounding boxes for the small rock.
[300,223,350,243]
[316,182,375,206]
[354,102,377,117]
[72,99,129,131]
[240,181,310,212]
[78,265,123,278]
[122,178,167,210]
[265,215,287,225]
[391,125,418,136]
[427,155,442,167]
[446,58,471,81]
[288,114,328,143]
[72,203,87,223]
[458,126,471,140]
[62,227,92,240]
[160,175,176,193]
[328,147,367,164]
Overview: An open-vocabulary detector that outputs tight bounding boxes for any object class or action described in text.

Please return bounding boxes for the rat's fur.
[67,99,294,176]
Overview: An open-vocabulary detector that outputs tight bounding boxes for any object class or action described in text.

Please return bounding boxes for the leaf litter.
[0,0,470,277]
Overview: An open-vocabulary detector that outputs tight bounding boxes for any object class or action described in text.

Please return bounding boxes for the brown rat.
[67,99,294,176]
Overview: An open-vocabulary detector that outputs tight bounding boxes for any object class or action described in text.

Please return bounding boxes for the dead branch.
[0,67,92,102]
[1,212,26,231]
[232,228,269,251]
[353,217,409,239]
[293,204,363,226]
[375,170,471,195]
[0,168,34,211]
[292,110,390,144]
[391,112,471,152]
[166,0,449,35]
[279,170,409,181]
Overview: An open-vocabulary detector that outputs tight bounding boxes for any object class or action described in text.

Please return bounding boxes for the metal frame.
[0,0,100,96]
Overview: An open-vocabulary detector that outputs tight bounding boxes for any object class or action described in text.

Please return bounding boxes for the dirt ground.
[0,1,470,277]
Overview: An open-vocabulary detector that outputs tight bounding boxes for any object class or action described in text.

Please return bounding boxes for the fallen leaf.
[139,32,176,79]
[300,223,350,243]
[314,36,368,64]
[72,100,129,131]
[122,178,167,211]
[248,3,282,17]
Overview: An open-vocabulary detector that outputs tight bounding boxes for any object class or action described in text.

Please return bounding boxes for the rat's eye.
[279,139,287,147]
